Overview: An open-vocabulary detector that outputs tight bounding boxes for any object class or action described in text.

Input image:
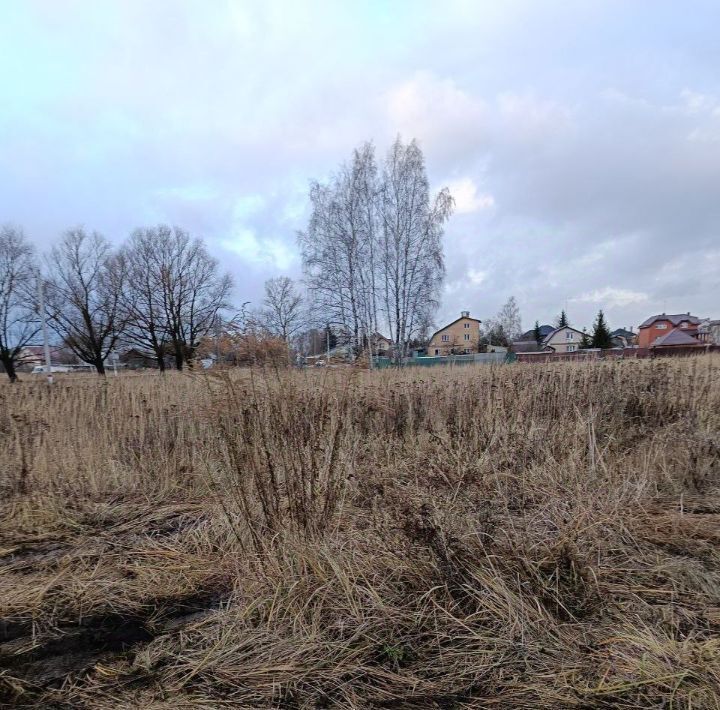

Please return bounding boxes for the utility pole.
[326,324,330,363]
[367,327,374,370]
[36,270,53,385]
[214,315,221,363]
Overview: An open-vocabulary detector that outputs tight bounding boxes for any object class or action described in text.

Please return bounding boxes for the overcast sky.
[2,0,719,332]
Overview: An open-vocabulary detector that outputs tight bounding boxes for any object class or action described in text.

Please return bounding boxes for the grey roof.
[518,324,553,341]
[611,328,635,339]
[652,329,704,347]
[640,313,701,328]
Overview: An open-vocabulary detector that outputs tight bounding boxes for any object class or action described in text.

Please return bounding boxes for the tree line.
[479,299,617,351]
[0,224,232,381]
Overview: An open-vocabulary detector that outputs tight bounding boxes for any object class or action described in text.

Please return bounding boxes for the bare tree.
[300,138,452,364]
[45,228,126,375]
[130,225,232,370]
[299,143,380,356]
[380,137,453,360]
[496,296,522,343]
[120,229,171,371]
[260,277,305,343]
[0,225,39,382]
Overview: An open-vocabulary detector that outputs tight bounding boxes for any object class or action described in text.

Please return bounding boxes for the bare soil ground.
[1,358,719,708]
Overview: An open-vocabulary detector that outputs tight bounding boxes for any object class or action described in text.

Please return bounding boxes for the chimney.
[461,310,469,318]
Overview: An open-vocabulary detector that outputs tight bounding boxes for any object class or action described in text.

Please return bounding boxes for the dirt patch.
[0,590,227,704]
[0,541,84,579]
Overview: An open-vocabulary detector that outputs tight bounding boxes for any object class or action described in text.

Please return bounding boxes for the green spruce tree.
[556,310,568,328]
[533,320,542,346]
[591,310,612,349]
[580,327,591,348]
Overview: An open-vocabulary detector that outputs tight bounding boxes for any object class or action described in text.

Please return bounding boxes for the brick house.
[427,311,481,356]
[651,329,705,349]
[637,313,701,349]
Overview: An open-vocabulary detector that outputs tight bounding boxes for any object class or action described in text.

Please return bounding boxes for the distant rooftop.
[652,329,703,347]
[640,313,701,328]
[541,325,585,345]
[517,324,553,341]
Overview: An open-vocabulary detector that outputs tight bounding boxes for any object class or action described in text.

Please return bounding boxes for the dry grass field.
[1,357,720,708]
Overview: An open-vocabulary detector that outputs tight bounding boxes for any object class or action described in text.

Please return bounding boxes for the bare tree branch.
[0,224,39,382]
[44,228,126,375]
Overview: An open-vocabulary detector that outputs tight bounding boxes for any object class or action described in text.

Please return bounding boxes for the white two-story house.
[542,326,585,353]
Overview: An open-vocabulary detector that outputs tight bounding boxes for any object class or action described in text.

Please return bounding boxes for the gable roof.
[541,326,585,345]
[611,328,635,339]
[640,313,701,328]
[518,324,553,341]
[652,329,703,347]
[428,315,481,342]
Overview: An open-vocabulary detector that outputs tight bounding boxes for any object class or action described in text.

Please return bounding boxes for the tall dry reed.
[0,357,718,708]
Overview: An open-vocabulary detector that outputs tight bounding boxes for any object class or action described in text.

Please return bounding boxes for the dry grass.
[1,357,719,708]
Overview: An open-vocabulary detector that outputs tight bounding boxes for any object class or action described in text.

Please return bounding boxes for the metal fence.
[373,352,514,369]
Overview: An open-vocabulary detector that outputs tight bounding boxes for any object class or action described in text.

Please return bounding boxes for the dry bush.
[0,357,719,708]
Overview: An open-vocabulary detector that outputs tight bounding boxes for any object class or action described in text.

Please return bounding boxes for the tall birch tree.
[300,138,453,362]
[380,137,453,359]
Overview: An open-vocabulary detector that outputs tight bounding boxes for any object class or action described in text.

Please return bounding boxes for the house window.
[656,323,667,329]
[464,323,470,328]
[441,334,449,342]
[567,344,577,352]
[566,331,574,340]
[464,333,470,341]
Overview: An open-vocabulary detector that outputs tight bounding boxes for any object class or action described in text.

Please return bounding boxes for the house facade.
[370,333,392,356]
[427,311,481,356]
[637,314,701,348]
[610,328,637,348]
[17,345,76,371]
[542,326,584,353]
[699,319,720,345]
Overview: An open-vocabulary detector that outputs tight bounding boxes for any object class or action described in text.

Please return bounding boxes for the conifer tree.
[580,327,591,348]
[533,320,542,346]
[591,310,612,349]
[556,310,568,328]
